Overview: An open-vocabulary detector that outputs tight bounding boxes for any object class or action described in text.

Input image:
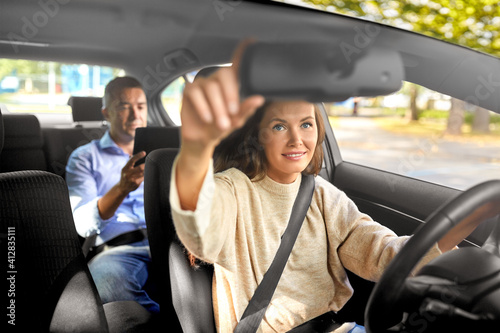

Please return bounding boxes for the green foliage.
[466,110,500,125]
[491,113,500,125]
[304,0,500,57]
[420,109,500,126]
[419,109,449,119]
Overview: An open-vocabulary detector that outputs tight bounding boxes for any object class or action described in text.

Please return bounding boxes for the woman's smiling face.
[259,101,318,184]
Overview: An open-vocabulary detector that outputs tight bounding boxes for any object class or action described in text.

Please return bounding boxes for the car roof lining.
[1,0,499,113]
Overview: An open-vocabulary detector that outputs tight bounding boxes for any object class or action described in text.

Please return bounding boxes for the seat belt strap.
[234,174,315,333]
[81,233,97,258]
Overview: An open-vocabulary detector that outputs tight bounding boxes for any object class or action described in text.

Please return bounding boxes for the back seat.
[0,113,47,172]
[68,96,104,123]
[0,113,106,177]
[0,96,107,177]
[43,127,107,177]
[1,96,186,178]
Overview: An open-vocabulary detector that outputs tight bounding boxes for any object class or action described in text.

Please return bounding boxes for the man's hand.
[118,151,146,194]
[98,151,146,220]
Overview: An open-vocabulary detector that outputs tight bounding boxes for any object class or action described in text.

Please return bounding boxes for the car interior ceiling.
[1,0,498,113]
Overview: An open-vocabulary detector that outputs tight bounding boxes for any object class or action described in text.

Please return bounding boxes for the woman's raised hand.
[175,41,264,211]
[180,40,265,152]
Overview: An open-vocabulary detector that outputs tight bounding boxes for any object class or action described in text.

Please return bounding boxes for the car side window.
[160,71,199,126]
[160,76,186,126]
[160,67,226,125]
[329,82,500,190]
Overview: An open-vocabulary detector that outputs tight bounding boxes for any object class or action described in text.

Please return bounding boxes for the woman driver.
[169,41,474,333]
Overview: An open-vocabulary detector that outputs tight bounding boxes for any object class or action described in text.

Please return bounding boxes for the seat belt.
[234,174,315,333]
[83,229,148,261]
[81,233,97,258]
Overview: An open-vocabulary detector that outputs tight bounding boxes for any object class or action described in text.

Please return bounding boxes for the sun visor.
[239,42,404,103]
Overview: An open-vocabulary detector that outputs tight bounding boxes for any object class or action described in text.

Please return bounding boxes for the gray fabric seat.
[42,126,107,178]
[68,96,104,123]
[0,113,47,172]
[0,108,107,332]
[0,109,106,178]
[144,146,215,333]
[1,170,109,332]
[42,96,107,178]
[133,126,180,156]
[0,108,155,332]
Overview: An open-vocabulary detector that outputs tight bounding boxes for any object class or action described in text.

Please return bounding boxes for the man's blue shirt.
[66,131,145,246]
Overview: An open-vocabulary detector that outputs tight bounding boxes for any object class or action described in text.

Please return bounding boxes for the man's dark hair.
[103,76,143,108]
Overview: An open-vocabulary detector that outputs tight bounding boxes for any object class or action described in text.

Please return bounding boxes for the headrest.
[133,127,181,156]
[0,107,4,155]
[68,96,104,122]
[133,126,181,165]
[2,114,42,149]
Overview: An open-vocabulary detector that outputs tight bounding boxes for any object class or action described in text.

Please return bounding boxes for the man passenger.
[66,76,158,313]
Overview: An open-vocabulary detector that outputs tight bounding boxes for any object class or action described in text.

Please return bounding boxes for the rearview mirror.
[239,42,404,102]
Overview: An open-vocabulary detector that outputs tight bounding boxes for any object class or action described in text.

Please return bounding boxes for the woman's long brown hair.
[214,101,325,178]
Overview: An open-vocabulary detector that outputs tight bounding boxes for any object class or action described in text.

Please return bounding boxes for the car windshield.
[280,0,500,57]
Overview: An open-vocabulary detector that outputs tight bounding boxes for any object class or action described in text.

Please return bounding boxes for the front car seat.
[144,147,215,333]
[0,107,108,332]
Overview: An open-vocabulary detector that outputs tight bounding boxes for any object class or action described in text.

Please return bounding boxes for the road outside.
[331,115,500,190]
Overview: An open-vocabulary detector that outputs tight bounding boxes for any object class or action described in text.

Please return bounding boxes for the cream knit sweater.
[170,159,441,332]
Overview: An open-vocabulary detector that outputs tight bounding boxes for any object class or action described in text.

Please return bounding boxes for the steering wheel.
[364,180,500,333]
